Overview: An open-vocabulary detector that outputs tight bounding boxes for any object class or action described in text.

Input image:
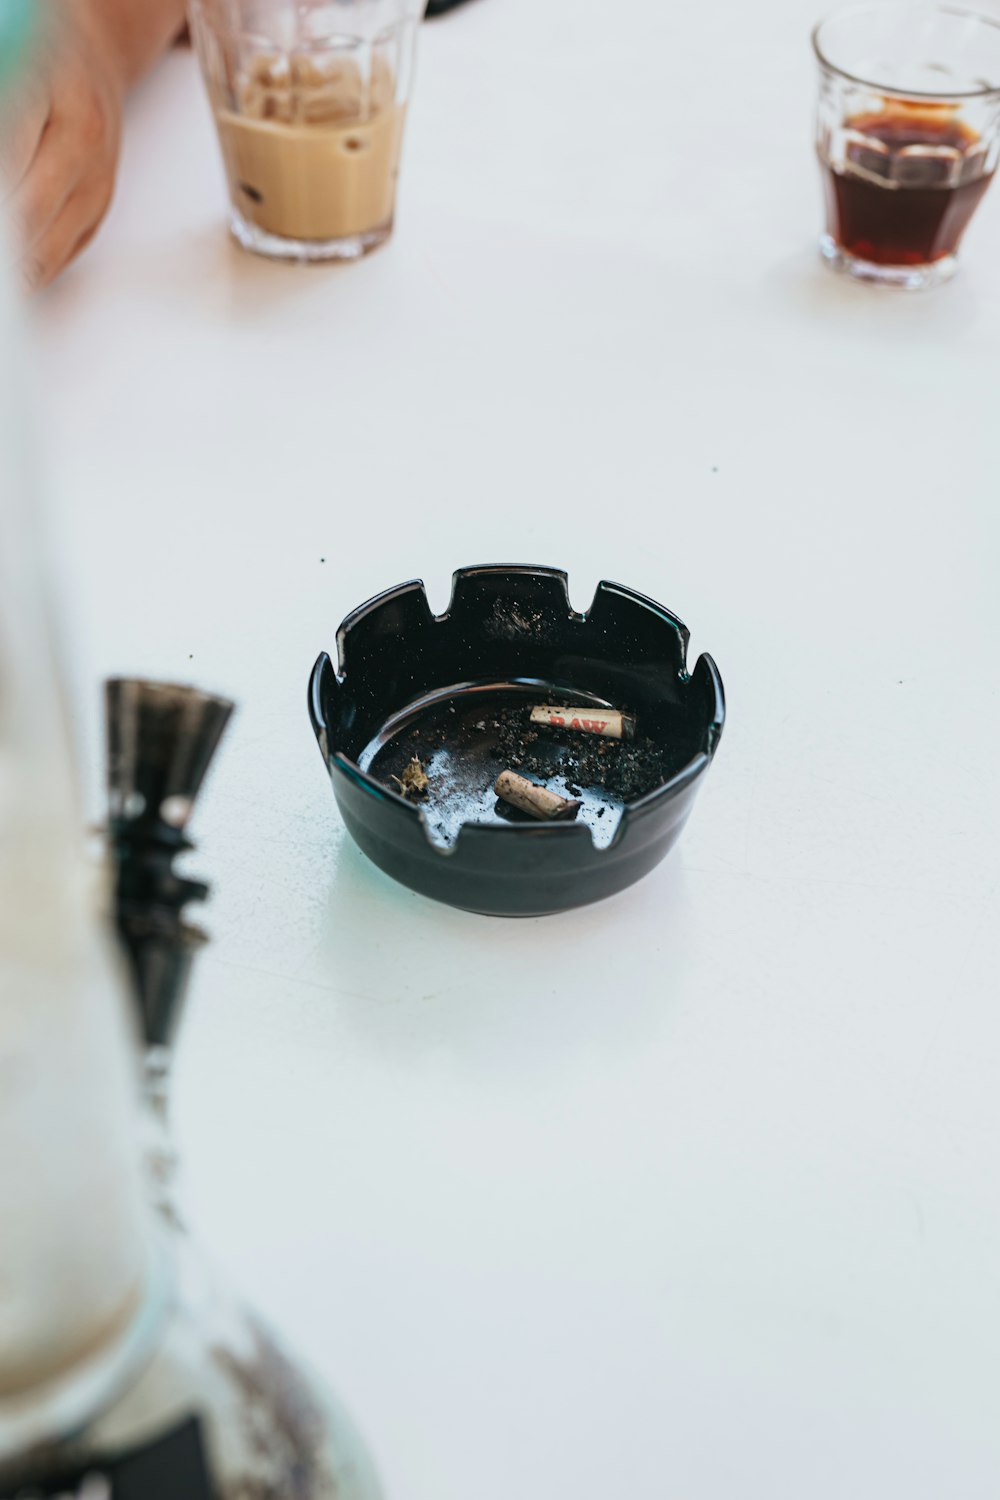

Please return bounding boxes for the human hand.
[1,1,125,291]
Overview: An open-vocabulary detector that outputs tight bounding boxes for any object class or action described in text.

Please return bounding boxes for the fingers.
[2,16,123,292]
[0,81,51,197]
[8,68,116,249]
[20,174,114,291]
[6,115,77,254]
[9,74,119,288]
[0,34,55,188]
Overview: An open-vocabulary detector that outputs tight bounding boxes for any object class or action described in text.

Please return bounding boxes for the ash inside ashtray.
[358,692,686,850]
[493,707,665,802]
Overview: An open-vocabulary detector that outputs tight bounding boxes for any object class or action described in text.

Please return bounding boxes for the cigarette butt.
[530,705,635,741]
[495,770,581,822]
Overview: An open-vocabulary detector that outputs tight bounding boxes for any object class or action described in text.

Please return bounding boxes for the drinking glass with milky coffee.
[190,0,422,261]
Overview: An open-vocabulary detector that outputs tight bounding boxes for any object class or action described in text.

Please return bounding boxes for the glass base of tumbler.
[819,234,957,290]
[229,209,394,264]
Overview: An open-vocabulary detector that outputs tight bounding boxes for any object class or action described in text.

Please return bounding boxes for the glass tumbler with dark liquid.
[813,3,1000,288]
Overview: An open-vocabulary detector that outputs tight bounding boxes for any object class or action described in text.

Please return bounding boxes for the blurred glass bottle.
[0,27,381,1496]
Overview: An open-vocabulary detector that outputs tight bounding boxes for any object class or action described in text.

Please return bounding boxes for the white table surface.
[32,0,1000,1495]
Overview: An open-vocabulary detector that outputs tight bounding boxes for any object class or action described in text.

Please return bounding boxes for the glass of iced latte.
[190,0,422,261]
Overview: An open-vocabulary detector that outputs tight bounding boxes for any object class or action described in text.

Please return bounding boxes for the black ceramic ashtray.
[308,566,725,916]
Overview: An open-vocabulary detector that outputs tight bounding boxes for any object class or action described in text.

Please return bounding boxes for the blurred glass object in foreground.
[0,59,381,1493]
